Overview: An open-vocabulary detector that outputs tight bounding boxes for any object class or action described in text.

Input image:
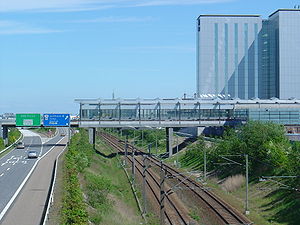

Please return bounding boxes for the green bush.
[61,129,93,225]
[85,171,113,223]
[180,121,295,178]
[8,128,21,146]
[202,121,290,176]
[0,138,4,150]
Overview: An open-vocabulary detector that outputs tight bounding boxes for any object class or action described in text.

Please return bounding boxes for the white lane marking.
[39,143,44,157]
[6,156,13,163]
[1,163,5,166]
[0,173,3,177]
[0,129,66,221]
[14,158,20,166]
[25,139,33,151]
[6,168,10,171]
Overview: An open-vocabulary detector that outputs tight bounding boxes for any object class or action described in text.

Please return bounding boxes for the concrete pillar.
[88,128,96,146]
[0,126,2,140]
[197,127,205,136]
[2,126,8,146]
[166,127,173,157]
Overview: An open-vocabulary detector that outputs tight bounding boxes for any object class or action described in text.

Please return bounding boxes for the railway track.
[99,132,190,225]
[98,131,252,225]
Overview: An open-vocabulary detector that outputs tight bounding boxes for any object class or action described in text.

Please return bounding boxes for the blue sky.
[0,0,297,114]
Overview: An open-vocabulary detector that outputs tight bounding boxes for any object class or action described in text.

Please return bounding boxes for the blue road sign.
[43,114,70,126]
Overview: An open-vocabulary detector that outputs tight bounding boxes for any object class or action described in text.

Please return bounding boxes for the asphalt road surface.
[0,128,67,224]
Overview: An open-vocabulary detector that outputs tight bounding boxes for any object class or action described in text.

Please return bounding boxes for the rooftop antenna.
[112,90,115,100]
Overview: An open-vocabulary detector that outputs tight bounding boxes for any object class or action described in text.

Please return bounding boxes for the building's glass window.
[224,23,229,99]
[214,23,219,95]
[254,23,258,98]
[234,23,239,98]
[244,23,249,99]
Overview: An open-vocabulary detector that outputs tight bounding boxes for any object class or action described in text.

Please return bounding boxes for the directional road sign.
[16,114,41,126]
[43,114,70,127]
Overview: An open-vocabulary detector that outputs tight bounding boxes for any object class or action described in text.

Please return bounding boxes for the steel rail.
[99,132,174,225]
[100,131,252,225]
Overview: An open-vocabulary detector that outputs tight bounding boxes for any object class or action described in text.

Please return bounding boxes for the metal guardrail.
[41,143,68,225]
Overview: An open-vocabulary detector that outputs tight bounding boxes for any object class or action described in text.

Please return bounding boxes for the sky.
[0,0,298,114]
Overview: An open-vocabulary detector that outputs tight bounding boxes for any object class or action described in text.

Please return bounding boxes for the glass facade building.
[197,9,300,100]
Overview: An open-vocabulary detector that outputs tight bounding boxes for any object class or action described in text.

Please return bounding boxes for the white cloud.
[0,0,234,12]
[0,20,61,35]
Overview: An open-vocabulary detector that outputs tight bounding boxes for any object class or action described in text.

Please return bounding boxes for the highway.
[0,128,67,224]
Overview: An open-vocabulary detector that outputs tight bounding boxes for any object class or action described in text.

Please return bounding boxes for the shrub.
[61,129,94,225]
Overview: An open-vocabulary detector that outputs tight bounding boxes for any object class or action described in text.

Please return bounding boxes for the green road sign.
[16,114,41,126]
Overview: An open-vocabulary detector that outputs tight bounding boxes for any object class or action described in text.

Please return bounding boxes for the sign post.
[43,114,70,127]
[16,114,41,126]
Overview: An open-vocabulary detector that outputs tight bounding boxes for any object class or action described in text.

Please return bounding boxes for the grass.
[188,209,201,222]
[85,137,143,225]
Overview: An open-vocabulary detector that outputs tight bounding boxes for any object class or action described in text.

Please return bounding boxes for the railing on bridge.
[76,99,246,124]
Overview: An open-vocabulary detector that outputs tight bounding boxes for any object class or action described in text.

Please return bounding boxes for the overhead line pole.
[142,155,147,215]
[219,154,250,215]
[245,154,249,215]
[132,148,135,185]
[160,161,165,225]
[204,147,207,183]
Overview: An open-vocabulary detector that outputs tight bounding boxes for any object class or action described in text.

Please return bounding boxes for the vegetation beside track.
[104,128,167,155]
[59,129,142,225]
[90,138,143,225]
[178,121,300,225]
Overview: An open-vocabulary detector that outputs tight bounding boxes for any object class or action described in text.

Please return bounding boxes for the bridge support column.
[2,126,8,146]
[166,128,173,157]
[88,128,96,147]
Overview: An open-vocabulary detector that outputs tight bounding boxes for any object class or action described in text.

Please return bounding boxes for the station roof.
[75,98,300,105]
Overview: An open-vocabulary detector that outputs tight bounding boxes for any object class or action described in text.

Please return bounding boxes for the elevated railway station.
[75,98,300,127]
